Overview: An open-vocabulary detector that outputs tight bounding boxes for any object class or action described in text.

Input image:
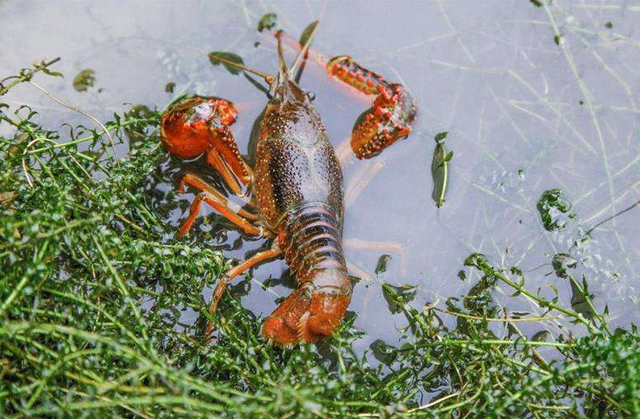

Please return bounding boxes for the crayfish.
[160,24,417,346]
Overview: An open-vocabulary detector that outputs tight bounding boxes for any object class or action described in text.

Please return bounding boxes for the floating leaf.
[208,52,245,75]
[530,0,543,6]
[552,253,577,279]
[299,20,319,48]
[434,131,448,142]
[554,34,563,46]
[464,253,491,272]
[382,283,417,314]
[375,254,391,275]
[165,82,175,93]
[8,132,29,156]
[537,189,575,231]
[123,105,156,143]
[570,276,596,319]
[72,69,95,92]
[370,339,397,364]
[229,277,251,298]
[0,191,18,207]
[464,277,498,314]
[257,13,277,32]
[605,21,613,29]
[431,132,451,208]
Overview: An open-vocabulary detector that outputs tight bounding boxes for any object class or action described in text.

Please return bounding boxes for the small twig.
[210,53,274,84]
[22,137,59,188]
[0,57,60,96]
[290,20,319,76]
[428,305,564,323]
[584,198,640,236]
[468,255,599,333]
[27,80,120,164]
[405,391,461,413]
[25,117,156,155]
[404,339,574,351]
[507,318,549,368]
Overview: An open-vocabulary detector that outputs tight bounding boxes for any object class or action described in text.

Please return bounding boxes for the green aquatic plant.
[208,52,246,76]
[72,69,96,92]
[1,61,639,418]
[257,13,278,32]
[299,20,320,48]
[537,188,576,231]
[431,131,452,208]
[375,254,392,275]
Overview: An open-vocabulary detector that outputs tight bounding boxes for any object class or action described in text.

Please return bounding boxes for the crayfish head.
[262,281,351,347]
[160,96,238,159]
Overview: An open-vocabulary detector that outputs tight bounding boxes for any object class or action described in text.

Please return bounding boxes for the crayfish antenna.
[273,30,293,99]
[209,53,275,86]
[290,20,320,83]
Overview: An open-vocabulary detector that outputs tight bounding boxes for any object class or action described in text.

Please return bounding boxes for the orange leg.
[344,238,407,277]
[205,244,282,339]
[178,191,265,238]
[336,136,357,168]
[344,159,387,208]
[346,261,373,283]
[179,172,258,220]
[177,173,268,238]
[206,147,252,197]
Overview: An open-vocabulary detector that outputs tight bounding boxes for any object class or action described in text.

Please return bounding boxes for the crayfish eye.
[187,102,215,124]
[302,283,315,297]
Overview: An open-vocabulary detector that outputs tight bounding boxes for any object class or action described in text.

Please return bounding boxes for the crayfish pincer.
[160,29,352,346]
[326,55,417,159]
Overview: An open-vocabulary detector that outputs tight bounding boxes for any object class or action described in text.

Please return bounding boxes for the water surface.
[2,0,639,351]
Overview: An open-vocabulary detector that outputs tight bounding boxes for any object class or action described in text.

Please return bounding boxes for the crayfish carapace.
[160,25,417,346]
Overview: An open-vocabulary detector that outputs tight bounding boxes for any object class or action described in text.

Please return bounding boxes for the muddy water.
[2,0,639,350]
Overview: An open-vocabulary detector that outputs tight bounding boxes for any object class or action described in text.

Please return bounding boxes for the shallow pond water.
[2,0,640,353]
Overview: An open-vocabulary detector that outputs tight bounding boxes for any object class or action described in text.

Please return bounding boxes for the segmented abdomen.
[326,55,391,96]
[278,202,347,284]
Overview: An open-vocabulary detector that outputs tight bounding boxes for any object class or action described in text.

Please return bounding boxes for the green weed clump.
[1,63,639,418]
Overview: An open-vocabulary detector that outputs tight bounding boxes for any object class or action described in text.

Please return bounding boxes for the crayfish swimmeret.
[159,25,417,346]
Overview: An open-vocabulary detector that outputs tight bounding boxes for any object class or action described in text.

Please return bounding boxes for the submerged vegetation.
[1,51,640,419]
